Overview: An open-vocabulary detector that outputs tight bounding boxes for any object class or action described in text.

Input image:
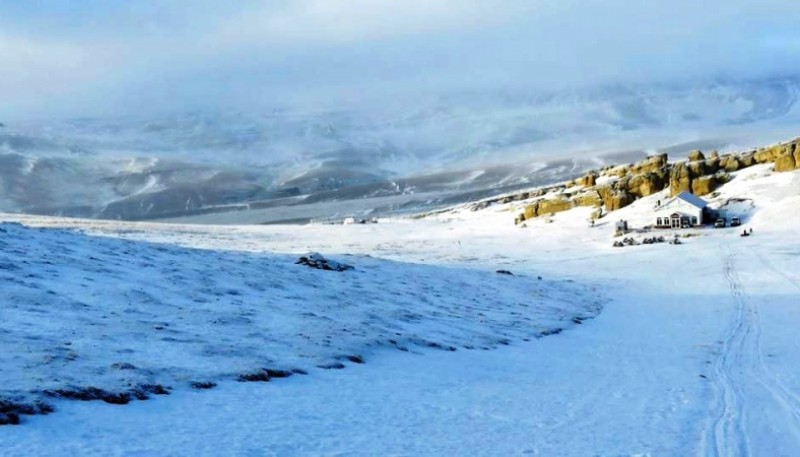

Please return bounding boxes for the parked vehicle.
[730,217,741,227]
[714,218,726,228]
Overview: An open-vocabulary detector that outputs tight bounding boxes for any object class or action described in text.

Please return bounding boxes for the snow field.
[0,221,598,424]
[1,163,799,455]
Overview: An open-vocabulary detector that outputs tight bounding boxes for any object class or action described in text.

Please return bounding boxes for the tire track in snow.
[706,245,800,456]
[706,245,750,457]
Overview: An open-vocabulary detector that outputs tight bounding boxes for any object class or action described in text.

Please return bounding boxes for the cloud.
[0,0,798,120]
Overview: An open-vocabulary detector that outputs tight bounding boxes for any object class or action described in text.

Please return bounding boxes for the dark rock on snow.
[295,252,354,272]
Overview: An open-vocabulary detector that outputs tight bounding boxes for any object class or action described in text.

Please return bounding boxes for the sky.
[1,0,800,120]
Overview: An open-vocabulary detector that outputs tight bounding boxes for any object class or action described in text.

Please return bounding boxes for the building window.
[691,216,698,225]
[657,217,662,226]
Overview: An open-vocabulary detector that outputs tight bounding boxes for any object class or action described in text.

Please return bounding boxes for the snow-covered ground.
[1,164,799,455]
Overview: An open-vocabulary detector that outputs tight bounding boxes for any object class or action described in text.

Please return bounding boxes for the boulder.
[537,197,574,215]
[739,152,756,167]
[669,163,693,196]
[774,146,798,172]
[605,190,634,211]
[691,175,717,196]
[296,253,354,272]
[630,153,668,174]
[578,171,598,187]
[704,157,721,174]
[688,150,705,161]
[608,165,630,178]
[574,191,603,207]
[524,204,539,219]
[627,172,667,197]
[720,155,741,172]
[794,143,800,168]
[687,160,706,176]
[754,145,784,163]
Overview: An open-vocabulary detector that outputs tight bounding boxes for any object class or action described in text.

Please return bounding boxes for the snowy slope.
[0,221,597,421]
[1,166,799,455]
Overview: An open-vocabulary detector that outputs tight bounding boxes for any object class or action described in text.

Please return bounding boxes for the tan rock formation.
[720,155,741,172]
[669,163,692,196]
[794,143,800,168]
[704,157,721,174]
[630,153,668,174]
[605,190,634,211]
[688,150,705,161]
[740,152,756,167]
[579,171,598,187]
[774,145,798,172]
[627,172,666,197]
[687,160,706,176]
[537,197,575,215]
[523,204,538,220]
[574,191,603,207]
[691,175,717,196]
[754,145,785,164]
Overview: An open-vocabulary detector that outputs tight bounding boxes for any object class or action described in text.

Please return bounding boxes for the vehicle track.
[706,245,750,457]
[705,244,800,456]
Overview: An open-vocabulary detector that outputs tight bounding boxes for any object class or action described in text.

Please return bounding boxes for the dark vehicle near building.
[731,217,741,227]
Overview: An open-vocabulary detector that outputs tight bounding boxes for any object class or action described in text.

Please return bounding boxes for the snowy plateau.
[0,162,800,456]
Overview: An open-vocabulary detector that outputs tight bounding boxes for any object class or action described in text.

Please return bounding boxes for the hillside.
[2,77,800,223]
[1,151,799,455]
[0,220,596,426]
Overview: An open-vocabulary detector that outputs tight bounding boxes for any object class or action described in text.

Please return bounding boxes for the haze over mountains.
[1,77,799,222]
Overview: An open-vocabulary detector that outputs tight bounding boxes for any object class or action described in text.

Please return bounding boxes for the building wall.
[654,200,703,227]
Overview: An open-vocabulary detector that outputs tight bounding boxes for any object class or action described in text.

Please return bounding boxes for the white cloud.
[213,0,535,47]
[0,0,798,120]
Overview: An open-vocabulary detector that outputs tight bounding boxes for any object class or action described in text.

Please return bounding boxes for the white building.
[653,191,707,228]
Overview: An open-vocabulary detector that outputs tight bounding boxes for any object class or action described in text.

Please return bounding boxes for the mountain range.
[2,76,799,223]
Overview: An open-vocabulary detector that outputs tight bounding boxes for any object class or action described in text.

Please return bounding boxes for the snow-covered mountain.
[2,77,799,221]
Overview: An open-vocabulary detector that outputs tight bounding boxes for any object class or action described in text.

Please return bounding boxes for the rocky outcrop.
[691,175,717,196]
[720,155,741,172]
[775,150,797,172]
[668,162,692,196]
[578,171,598,187]
[296,253,354,272]
[626,171,667,197]
[509,136,798,224]
[704,156,721,174]
[630,153,668,174]
[538,197,574,215]
[522,196,577,218]
[595,186,634,211]
[687,160,706,177]
[688,150,705,161]
[740,152,756,167]
[774,143,799,172]
[605,190,634,211]
[574,191,602,207]
[754,145,784,164]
